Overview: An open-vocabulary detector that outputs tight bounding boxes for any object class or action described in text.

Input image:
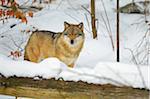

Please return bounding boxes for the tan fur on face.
[24,22,84,68]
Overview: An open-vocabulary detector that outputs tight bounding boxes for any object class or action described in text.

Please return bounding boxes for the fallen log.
[0,77,149,99]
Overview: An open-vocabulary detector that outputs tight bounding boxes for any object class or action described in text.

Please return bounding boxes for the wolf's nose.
[70,40,74,44]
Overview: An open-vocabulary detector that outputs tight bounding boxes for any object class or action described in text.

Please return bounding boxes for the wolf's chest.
[61,55,77,65]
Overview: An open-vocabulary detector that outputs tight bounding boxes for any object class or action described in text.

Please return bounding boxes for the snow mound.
[0,55,63,79]
[0,54,149,90]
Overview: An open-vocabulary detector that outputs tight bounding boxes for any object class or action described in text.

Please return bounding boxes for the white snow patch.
[0,55,63,79]
[0,54,149,90]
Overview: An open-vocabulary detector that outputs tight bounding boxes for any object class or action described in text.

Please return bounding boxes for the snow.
[0,0,149,90]
[0,54,149,90]
[0,94,32,99]
[0,55,63,78]
[0,95,14,99]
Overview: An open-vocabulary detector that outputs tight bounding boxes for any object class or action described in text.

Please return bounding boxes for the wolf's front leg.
[27,47,40,63]
[68,63,74,68]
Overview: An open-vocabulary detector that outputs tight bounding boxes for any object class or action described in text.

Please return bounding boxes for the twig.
[125,48,138,64]
[133,28,150,65]
[84,13,91,33]
[64,12,79,22]
[106,65,132,86]
[136,64,147,89]
[100,0,112,35]
[100,13,114,51]
[1,42,14,51]
[100,0,114,51]
[66,0,77,11]
[125,48,147,89]
[81,5,91,15]
[56,0,64,9]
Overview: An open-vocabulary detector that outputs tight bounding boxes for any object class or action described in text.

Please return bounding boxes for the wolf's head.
[62,22,84,46]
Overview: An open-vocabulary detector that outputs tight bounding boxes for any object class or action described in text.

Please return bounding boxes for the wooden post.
[91,0,97,39]
[144,0,148,22]
[117,0,120,62]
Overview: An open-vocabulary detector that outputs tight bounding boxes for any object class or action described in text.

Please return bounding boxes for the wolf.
[24,22,85,68]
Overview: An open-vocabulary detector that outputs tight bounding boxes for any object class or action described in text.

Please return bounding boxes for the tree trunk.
[117,0,120,62]
[91,0,97,39]
[144,0,148,22]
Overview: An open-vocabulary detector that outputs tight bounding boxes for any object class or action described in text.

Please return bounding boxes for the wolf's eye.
[78,32,83,36]
[64,32,68,35]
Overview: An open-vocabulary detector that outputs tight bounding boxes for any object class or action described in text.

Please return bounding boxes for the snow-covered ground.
[0,95,14,99]
[0,0,149,90]
[0,54,149,90]
[0,94,31,99]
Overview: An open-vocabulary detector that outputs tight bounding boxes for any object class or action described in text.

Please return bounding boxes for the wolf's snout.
[70,40,74,44]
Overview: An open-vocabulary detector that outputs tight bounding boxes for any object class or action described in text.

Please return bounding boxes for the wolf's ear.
[78,22,83,30]
[64,21,70,29]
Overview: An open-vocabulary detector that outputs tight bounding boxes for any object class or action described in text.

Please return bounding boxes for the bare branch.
[81,5,91,15]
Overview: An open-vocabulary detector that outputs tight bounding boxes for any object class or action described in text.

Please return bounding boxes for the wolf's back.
[24,30,61,62]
